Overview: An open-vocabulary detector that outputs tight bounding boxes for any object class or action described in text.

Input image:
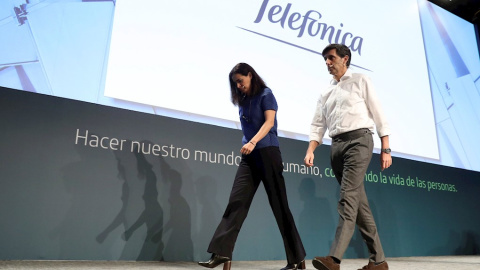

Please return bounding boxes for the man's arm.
[304,140,320,167]
[306,95,326,167]
[380,135,392,171]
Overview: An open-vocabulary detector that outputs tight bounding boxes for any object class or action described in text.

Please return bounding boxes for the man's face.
[323,49,348,79]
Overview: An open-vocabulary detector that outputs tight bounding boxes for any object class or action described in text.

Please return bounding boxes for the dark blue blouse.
[239,88,279,149]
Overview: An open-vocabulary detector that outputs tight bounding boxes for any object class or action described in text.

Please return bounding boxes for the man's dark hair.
[322,44,351,68]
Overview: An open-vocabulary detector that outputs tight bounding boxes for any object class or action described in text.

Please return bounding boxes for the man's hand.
[380,152,392,171]
[304,152,315,167]
[304,140,319,167]
[380,136,391,171]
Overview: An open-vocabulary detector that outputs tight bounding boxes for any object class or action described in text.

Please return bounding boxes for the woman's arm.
[240,109,275,155]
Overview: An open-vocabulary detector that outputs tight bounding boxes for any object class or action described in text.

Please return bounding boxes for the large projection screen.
[1,0,480,172]
[104,0,438,160]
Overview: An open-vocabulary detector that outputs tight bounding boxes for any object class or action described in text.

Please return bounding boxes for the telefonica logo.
[243,0,365,59]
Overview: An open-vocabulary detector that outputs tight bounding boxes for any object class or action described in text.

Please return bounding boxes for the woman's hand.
[241,141,255,155]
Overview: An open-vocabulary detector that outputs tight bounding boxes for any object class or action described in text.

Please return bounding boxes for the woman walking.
[198,63,306,270]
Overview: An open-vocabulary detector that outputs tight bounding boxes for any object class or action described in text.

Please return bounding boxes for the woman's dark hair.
[229,63,267,106]
[322,43,351,68]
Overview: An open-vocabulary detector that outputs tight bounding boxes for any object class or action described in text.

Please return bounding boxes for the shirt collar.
[331,69,352,85]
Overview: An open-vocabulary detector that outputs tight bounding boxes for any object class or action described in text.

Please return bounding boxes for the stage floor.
[1,256,479,270]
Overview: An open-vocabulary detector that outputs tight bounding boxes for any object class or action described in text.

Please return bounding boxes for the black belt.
[332,128,371,141]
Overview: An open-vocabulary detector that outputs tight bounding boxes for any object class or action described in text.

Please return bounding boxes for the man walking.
[304,44,392,270]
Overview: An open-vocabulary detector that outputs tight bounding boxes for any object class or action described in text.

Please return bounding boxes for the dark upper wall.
[428,0,480,24]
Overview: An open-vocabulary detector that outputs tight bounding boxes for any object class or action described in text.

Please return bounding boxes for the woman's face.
[232,72,252,95]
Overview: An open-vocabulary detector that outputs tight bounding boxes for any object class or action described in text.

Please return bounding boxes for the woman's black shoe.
[281,260,306,270]
[198,253,232,269]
